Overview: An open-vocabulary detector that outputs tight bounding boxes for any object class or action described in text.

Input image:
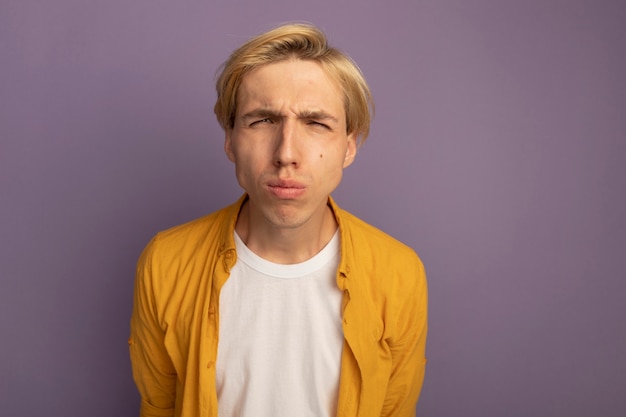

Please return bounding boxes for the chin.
[265,207,309,229]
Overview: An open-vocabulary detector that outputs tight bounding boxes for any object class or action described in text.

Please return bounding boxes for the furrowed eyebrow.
[240,108,282,122]
[298,110,339,124]
[240,108,340,124]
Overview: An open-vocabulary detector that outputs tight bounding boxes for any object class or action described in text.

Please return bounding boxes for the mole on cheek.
[320,154,323,158]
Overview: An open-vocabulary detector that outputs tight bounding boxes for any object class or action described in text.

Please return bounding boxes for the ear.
[342,133,358,168]
[224,129,236,163]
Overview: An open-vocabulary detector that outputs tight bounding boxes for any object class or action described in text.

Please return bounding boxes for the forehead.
[236,60,345,117]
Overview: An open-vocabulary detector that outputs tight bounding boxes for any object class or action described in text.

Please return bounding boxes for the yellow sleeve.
[129,238,177,417]
[381,255,428,417]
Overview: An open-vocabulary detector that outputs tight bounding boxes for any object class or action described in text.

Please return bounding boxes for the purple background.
[1,0,625,415]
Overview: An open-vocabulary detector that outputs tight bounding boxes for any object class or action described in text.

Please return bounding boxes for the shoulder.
[336,207,423,268]
[153,207,228,247]
[139,200,238,270]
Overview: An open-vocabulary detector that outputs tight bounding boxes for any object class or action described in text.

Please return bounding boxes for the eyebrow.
[240,108,281,122]
[240,108,340,124]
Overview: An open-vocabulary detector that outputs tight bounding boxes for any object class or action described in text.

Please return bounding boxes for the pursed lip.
[266,179,306,198]
[267,179,306,189]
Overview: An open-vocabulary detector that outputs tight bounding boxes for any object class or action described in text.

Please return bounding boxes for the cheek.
[318,153,346,181]
[234,163,257,192]
[232,150,265,181]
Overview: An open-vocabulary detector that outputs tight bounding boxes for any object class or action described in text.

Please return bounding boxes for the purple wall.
[2,1,625,415]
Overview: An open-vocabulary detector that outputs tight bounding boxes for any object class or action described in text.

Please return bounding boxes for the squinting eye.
[251,118,272,126]
[308,121,330,129]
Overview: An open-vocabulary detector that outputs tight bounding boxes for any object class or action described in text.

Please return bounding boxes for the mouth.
[266,180,306,199]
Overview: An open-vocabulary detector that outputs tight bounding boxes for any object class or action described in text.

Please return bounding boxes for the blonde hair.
[214,23,374,145]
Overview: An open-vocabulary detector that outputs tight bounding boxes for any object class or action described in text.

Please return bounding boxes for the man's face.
[225,59,357,230]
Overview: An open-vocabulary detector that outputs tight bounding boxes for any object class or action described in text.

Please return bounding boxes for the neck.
[235,200,338,264]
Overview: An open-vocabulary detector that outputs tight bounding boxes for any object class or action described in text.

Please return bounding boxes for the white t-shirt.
[216,230,343,417]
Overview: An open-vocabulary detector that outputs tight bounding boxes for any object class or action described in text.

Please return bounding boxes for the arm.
[129,238,177,417]
[381,256,428,417]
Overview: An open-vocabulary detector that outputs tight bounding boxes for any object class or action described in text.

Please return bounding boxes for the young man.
[129,23,428,417]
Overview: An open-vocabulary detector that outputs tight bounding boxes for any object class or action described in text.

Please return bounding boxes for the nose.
[274,120,300,168]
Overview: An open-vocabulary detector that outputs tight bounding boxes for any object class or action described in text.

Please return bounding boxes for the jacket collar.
[217,193,352,283]
[219,193,248,252]
[327,195,352,290]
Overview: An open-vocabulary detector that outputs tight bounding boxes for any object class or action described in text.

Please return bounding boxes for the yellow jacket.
[129,195,428,417]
